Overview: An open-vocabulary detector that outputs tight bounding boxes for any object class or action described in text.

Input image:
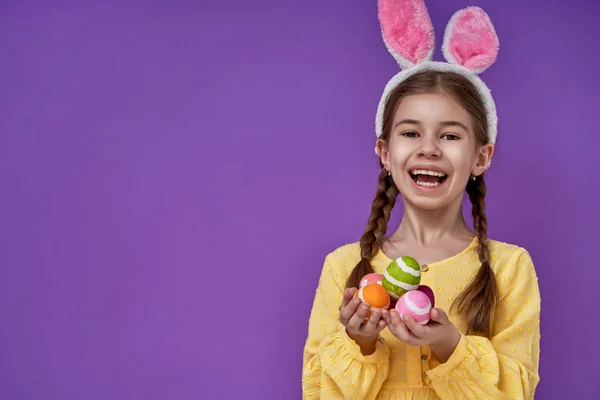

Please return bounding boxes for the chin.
[403,196,452,211]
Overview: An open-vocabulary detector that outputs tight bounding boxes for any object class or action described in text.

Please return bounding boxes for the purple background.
[1,0,599,399]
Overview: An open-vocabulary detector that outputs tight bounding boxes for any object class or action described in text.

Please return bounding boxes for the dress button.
[421,355,428,361]
[421,264,429,272]
[379,337,386,344]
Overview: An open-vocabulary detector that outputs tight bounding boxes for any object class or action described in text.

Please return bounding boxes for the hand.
[340,288,388,354]
[383,307,461,362]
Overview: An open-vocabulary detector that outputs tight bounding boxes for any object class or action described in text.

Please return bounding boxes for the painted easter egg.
[382,256,421,299]
[417,285,435,308]
[395,290,432,325]
[353,283,391,321]
[360,273,384,288]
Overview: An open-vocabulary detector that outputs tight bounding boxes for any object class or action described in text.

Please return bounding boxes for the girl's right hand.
[340,288,388,345]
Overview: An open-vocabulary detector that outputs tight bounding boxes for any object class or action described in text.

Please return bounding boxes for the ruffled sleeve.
[425,248,541,399]
[302,254,390,399]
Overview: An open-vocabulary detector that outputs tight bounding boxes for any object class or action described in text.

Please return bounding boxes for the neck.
[392,196,471,246]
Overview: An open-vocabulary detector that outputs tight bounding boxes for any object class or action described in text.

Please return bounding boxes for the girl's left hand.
[383,308,461,362]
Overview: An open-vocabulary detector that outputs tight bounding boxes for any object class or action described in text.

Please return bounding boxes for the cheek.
[445,146,478,172]
[389,150,410,170]
[388,140,413,165]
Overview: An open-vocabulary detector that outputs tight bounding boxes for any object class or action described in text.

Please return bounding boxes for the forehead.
[393,92,472,127]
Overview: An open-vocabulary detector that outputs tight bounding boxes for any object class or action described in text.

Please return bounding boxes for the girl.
[302,2,541,400]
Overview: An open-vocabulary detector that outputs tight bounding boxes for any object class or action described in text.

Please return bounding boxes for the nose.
[418,135,441,158]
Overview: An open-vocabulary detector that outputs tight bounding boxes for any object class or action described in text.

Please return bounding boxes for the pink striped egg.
[360,273,384,288]
[395,290,432,325]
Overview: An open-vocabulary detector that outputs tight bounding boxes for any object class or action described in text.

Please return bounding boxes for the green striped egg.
[382,256,421,299]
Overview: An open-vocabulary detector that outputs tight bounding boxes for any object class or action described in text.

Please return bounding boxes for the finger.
[387,316,408,342]
[402,314,428,338]
[390,310,423,345]
[377,309,390,332]
[340,295,361,326]
[361,309,383,333]
[390,309,404,327]
[381,309,391,325]
[342,288,358,308]
[430,308,449,324]
[347,301,371,330]
[389,310,410,340]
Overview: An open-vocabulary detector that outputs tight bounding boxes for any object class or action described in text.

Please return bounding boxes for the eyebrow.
[393,119,469,131]
[439,121,469,131]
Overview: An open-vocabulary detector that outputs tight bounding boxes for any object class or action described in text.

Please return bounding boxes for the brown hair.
[344,71,498,337]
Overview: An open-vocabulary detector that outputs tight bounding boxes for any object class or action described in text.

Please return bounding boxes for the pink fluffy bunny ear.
[442,7,499,73]
[378,0,435,70]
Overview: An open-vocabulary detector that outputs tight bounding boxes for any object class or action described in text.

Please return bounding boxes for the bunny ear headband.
[375,0,500,158]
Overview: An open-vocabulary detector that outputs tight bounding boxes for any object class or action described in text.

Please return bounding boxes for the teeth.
[416,181,440,187]
[411,169,446,177]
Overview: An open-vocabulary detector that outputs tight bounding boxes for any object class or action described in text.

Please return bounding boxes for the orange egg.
[353,283,391,321]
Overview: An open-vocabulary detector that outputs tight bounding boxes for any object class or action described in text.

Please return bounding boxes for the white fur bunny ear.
[442,7,499,73]
[378,0,435,70]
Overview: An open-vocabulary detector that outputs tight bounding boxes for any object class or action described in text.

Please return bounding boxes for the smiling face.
[377,91,493,211]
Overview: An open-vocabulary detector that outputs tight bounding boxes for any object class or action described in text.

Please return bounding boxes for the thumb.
[430,308,450,324]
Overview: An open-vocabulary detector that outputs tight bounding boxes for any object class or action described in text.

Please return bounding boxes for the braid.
[451,173,499,337]
[345,167,399,289]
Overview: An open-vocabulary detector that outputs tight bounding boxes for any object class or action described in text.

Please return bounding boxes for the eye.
[401,131,419,138]
[442,133,460,141]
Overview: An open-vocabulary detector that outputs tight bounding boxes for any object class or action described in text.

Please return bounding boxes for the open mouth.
[409,169,448,188]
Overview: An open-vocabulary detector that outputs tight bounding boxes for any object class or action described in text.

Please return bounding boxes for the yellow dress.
[302,238,541,400]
